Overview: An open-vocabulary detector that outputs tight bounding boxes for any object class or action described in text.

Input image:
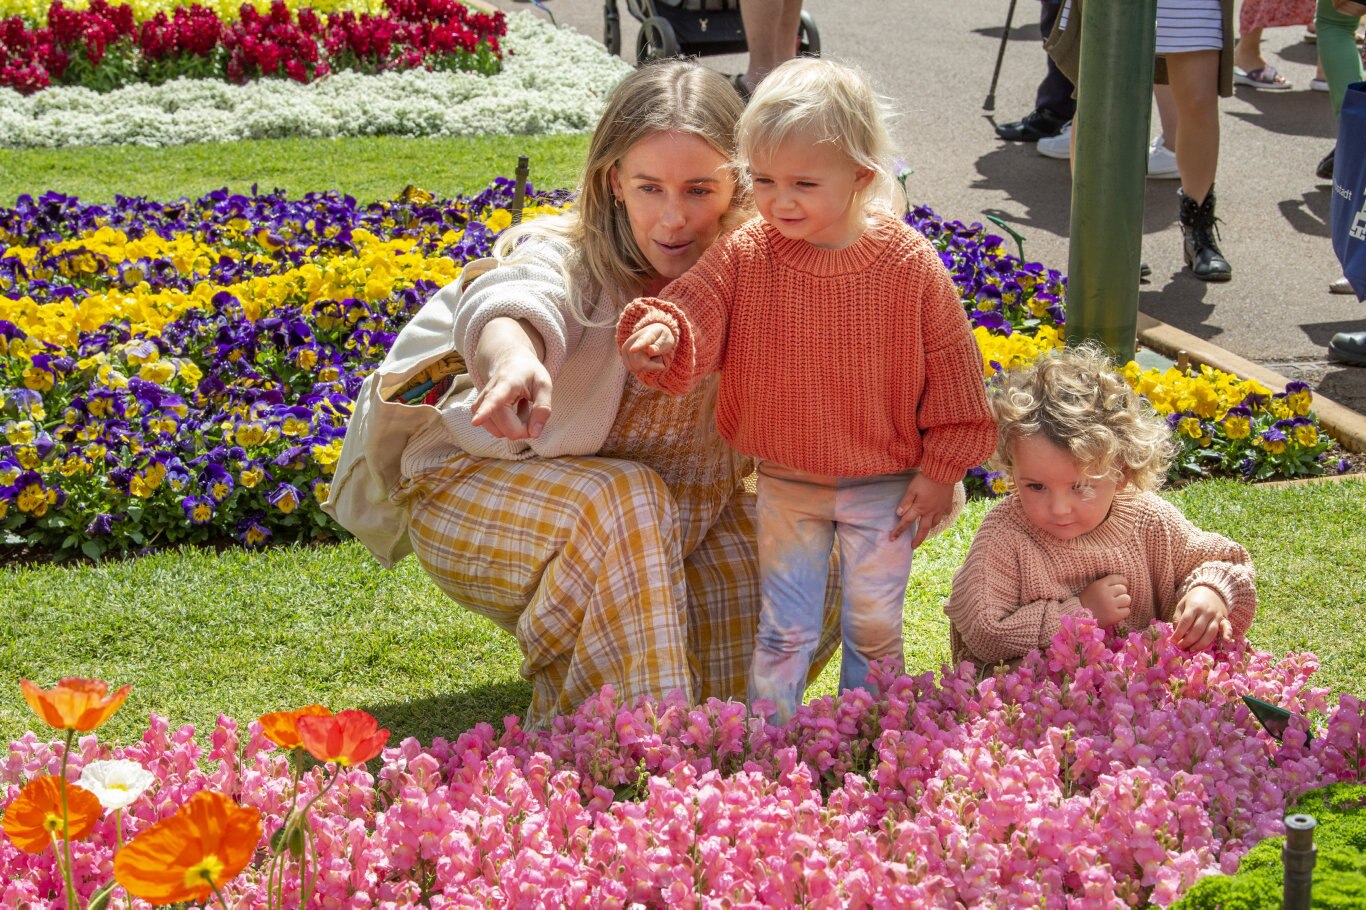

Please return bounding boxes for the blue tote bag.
[1332,81,1366,300]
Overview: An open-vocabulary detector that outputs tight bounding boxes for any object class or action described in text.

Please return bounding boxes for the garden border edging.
[1137,312,1366,454]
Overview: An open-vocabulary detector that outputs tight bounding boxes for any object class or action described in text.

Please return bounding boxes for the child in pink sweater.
[943,344,1257,671]
[616,58,995,722]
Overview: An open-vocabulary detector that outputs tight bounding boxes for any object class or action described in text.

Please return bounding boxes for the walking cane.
[983,0,1019,112]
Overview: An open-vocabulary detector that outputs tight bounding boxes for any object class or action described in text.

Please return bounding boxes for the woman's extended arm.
[469,316,553,440]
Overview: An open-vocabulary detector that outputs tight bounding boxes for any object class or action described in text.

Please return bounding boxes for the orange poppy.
[20,678,131,732]
[113,790,261,905]
[296,709,390,767]
[2,775,103,854]
[258,704,332,750]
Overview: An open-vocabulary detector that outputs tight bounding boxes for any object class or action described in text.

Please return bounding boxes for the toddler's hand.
[620,323,676,376]
[1080,574,1132,628]
[1172,585,1232,650]
[892,474,954,548]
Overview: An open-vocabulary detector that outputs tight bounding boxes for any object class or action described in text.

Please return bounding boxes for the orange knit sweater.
[943,487,1258,668]
[615,215,995,482]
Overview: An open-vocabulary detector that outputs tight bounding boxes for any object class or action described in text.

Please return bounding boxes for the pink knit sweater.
[615,215,995,483]
[943,487,1258,668]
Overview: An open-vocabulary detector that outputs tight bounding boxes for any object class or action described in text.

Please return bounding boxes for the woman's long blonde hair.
[493,60,749,325]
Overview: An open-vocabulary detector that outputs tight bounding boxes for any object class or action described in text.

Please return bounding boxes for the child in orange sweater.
[943,344,1257,671]
[616,58,995,722]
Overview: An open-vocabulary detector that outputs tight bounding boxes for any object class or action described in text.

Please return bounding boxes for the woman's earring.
[612,194,624,208]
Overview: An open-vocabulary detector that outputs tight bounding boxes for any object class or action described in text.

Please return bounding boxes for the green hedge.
[1173,783,1366,909]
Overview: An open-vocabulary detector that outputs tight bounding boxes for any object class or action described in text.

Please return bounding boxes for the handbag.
[1331,81,1366,300]
[322,258,496,567]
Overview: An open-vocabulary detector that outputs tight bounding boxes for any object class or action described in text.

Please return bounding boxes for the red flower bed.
[0,0,505,93]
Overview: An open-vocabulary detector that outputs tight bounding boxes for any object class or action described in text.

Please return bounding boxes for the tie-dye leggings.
[749,461,917,723]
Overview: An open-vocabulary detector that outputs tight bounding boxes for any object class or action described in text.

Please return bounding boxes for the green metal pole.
[1065,0,1157,364]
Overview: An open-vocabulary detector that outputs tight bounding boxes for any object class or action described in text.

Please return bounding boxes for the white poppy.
[77,759,155,812]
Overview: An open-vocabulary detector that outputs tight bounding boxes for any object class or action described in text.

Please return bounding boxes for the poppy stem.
[58,728,77,910]
[210,879,232,910]
[296,767,341,907]
[115,809,132,910]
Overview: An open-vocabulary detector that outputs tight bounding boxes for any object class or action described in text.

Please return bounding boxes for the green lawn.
[0,133,591,206]
[3,480,1362,748]
[3,134,1363,750]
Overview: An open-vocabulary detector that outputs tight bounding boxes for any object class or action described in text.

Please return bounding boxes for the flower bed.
[0,0,505,94]
[0,187,1347,561]
[2,620,1363,907]
[906,204,1345,495]
[0,12,633,147]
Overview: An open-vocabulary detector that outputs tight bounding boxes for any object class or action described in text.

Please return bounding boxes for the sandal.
[1233,65,1293,91]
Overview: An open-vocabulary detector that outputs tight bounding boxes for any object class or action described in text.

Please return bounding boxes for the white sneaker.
[1037,122,1072,159]
[1147,135,1180,179]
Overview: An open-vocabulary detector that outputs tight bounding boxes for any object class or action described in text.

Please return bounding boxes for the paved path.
[492,0,1366,413]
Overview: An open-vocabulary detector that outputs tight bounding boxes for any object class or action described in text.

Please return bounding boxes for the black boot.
[1178,187,1232,282]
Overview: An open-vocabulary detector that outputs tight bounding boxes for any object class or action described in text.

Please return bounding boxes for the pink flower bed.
[4,619,1363,908]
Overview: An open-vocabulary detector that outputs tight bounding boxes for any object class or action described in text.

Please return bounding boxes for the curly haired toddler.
[944,344,1257,670]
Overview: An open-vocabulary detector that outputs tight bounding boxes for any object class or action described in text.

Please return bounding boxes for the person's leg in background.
[1148,84,1182,178]
[1167,49,1232,281]
[1322,0,1366,359]
[739,0,804,97]
[1316,0,1365,179]
[1033,0,1076,122]
[996,0,1075,141]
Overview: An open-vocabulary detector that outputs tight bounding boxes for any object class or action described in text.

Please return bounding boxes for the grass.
[0,133,592,206]
[4,479,1363,748]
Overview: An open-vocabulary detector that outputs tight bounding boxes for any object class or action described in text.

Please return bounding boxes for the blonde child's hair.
[492,60,750,326]
[736,57,895,211]
[989,343,1175,491]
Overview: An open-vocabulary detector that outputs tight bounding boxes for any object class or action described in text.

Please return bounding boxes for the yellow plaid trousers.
[406,452,840,729]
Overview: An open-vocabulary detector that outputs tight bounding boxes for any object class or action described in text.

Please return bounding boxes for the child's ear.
[853,166,876,192]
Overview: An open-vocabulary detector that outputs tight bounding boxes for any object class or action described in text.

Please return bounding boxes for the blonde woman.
[328,61,841,729]
[943,344,1257,672]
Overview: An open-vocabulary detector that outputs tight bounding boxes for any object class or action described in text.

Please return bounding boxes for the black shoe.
[1178,187,1233,282]
[1316,148,1335,180]
[1140,260,1152,279]
[1329,331,1366,366]
[994,107,1070,142]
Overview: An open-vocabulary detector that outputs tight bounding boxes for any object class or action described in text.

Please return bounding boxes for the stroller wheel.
[636,16,680,65]
[797,10,820,57]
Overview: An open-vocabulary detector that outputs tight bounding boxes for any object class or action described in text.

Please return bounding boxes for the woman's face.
[609,131,735,287]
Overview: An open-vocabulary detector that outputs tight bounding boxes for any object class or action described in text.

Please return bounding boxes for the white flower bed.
[0,12,633,148]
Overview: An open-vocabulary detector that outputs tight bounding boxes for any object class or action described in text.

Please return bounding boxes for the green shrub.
[1173,783,1366,909]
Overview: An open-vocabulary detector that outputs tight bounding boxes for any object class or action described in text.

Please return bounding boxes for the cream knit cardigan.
[325,239,628,566]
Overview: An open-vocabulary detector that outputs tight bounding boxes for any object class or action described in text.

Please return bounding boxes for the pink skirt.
[1240,0,1316,31]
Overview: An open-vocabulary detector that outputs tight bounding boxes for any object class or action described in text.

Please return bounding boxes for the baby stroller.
[603,0,819,67]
